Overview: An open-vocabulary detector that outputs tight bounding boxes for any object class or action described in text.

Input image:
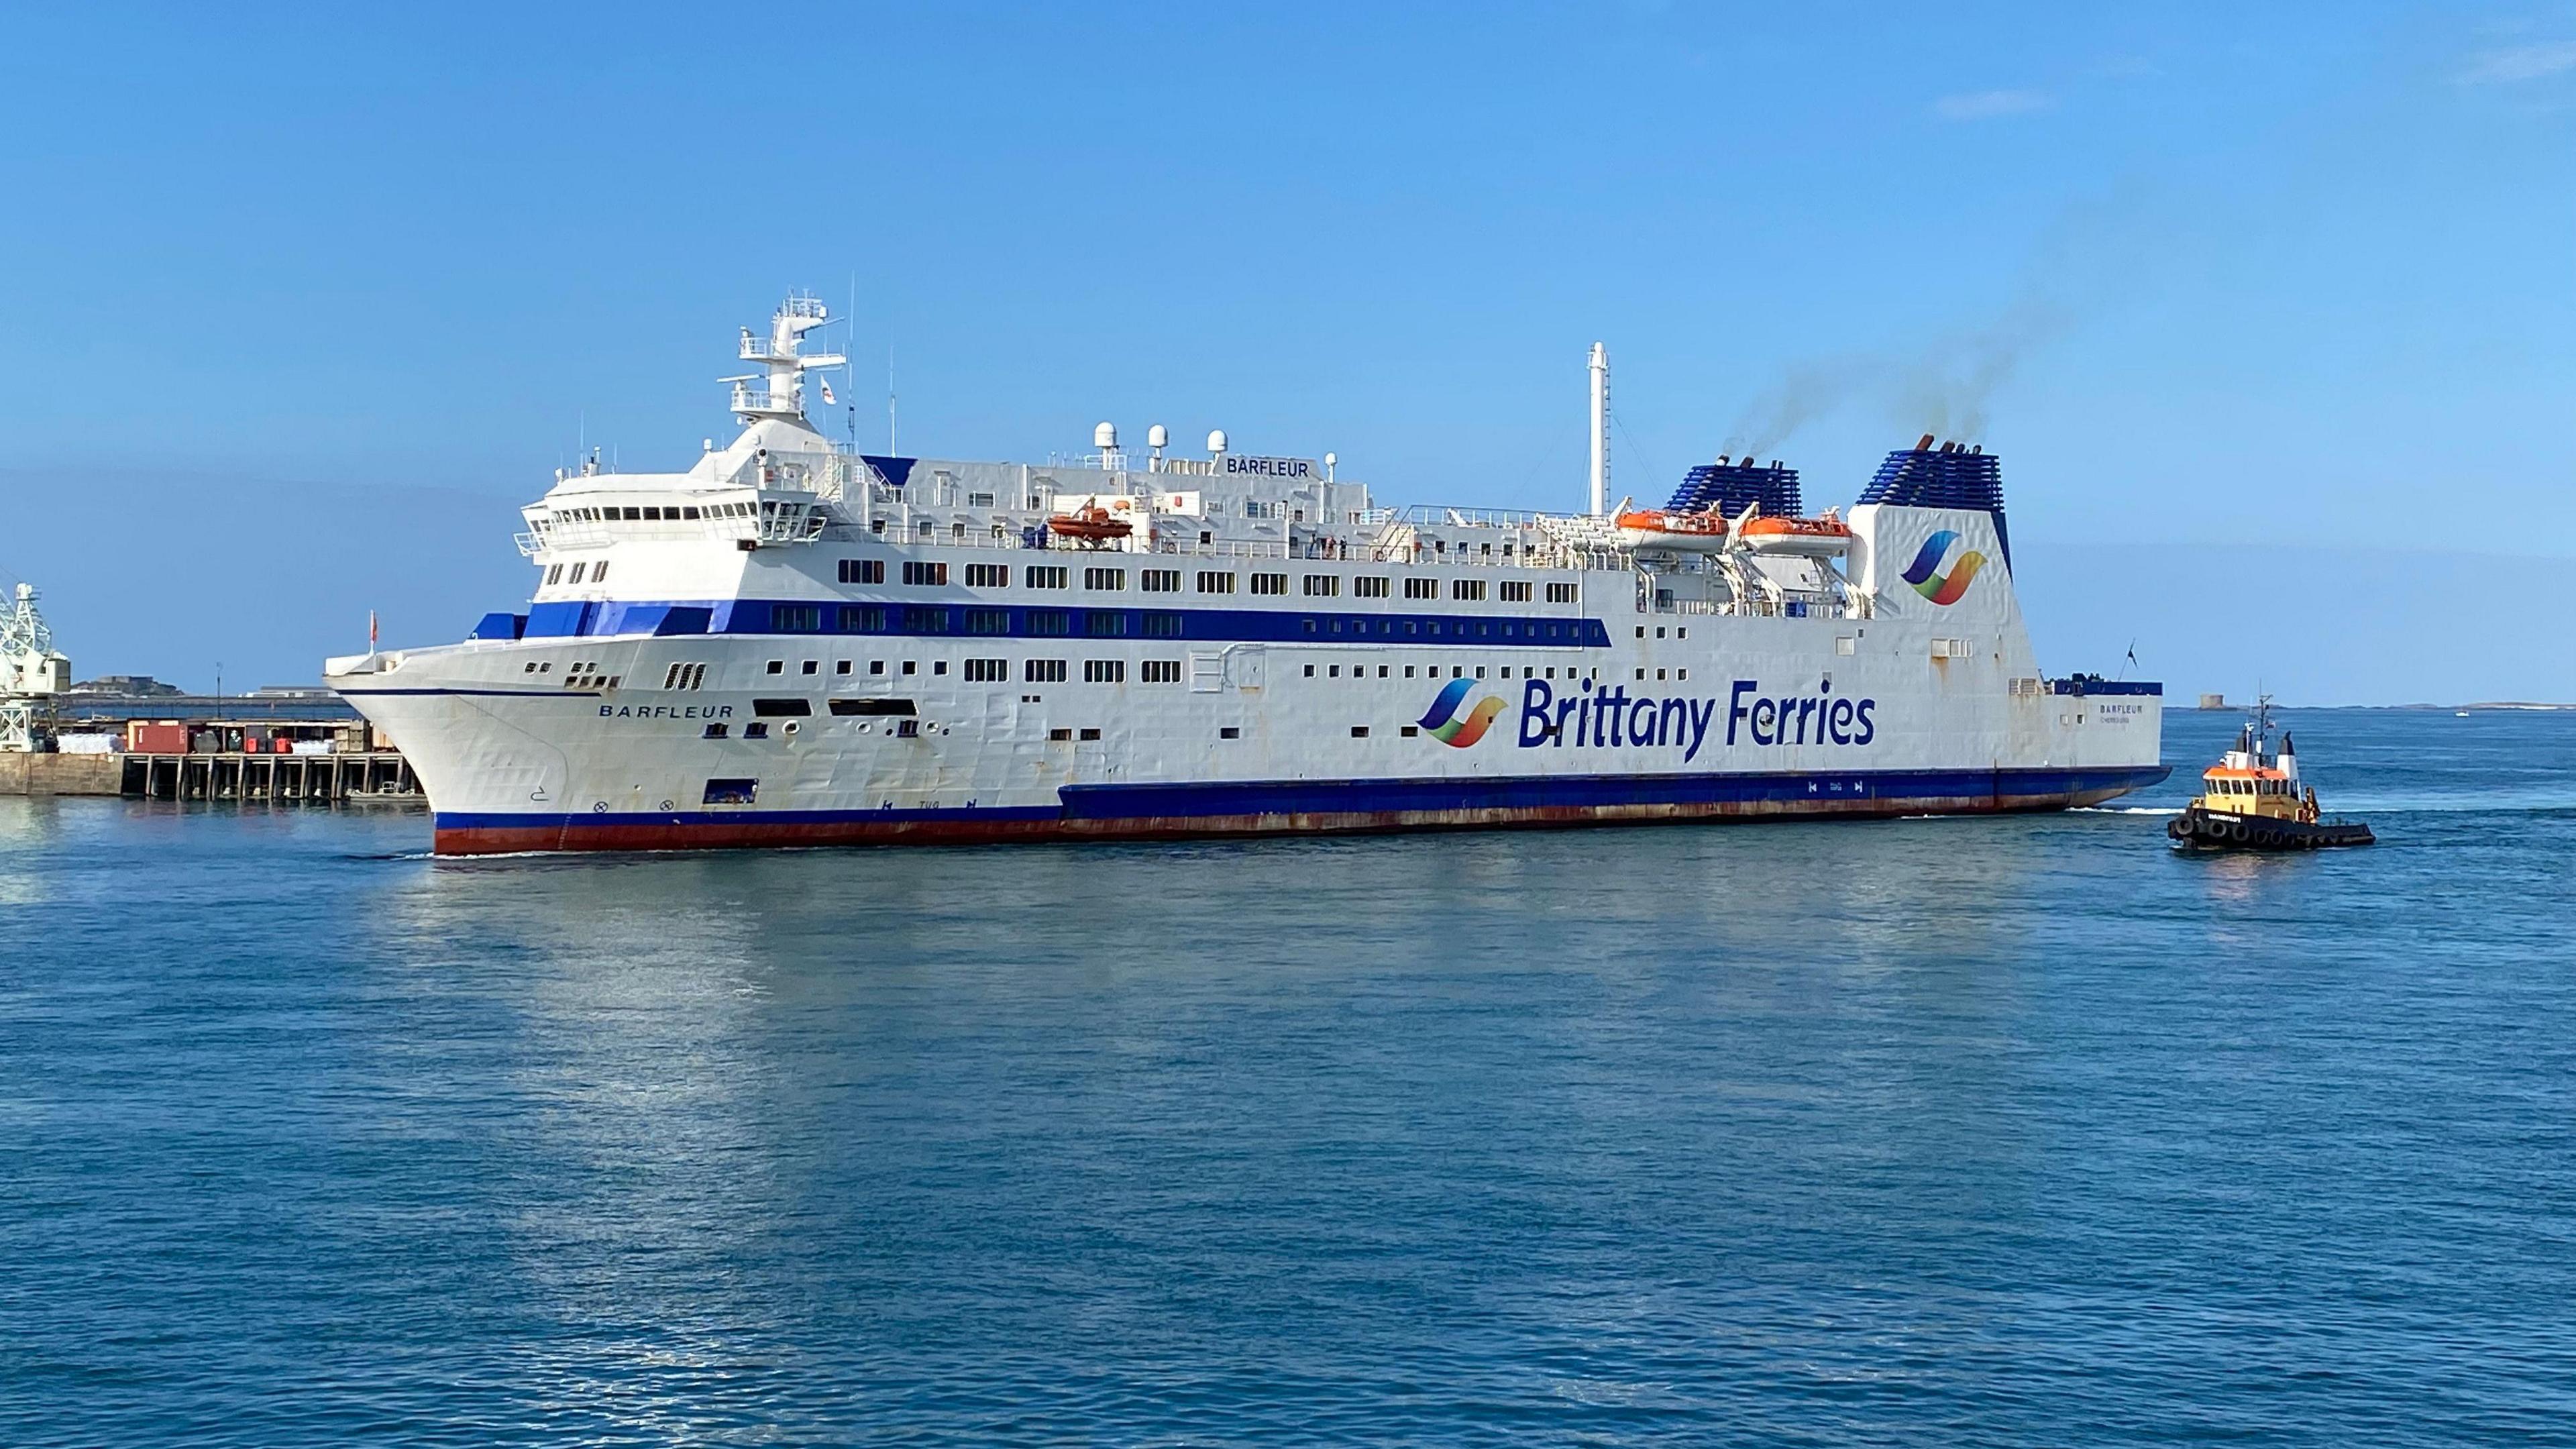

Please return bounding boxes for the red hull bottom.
[431,788,2141,856]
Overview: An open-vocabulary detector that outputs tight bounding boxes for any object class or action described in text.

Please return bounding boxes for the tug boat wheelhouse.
[2169,700,2373,851]
[324,294,2169,855]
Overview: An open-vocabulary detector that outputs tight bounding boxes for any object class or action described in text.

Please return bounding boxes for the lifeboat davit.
[1614,508,1730,553]
[1738,509,1853,557]
[1046,502,1134,544]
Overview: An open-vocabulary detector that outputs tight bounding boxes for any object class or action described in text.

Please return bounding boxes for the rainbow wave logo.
[1417,678,1507,747]
[1900,530,1986,605]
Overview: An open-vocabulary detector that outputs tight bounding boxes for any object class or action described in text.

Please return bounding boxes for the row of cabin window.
[2212,777,2290,796]
[834,557,1574,604]
[553,502,757,525]
[776,604,1588,644]
[776,605,1185,637]
[541,561,610,586]
[1300,663,1686,684]
[758,657,1182,685]
[860,514,1539,559]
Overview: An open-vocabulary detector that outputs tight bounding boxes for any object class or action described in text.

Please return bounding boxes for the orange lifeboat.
[1738,508,1853,557]
[1614,508,1730,553]
[1046,502,1134,545]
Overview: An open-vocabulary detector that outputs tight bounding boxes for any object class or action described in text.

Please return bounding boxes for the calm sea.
[5,708,2572,1446]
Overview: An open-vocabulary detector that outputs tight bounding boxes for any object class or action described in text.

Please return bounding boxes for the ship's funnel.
[1858,438,2011,568]
[1666,458,1801,518]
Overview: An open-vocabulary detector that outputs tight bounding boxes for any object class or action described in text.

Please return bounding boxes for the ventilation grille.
[1857,441,2010,566]
[1665,462,1802,519]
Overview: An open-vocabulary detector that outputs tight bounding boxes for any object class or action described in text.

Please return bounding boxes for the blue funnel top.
[1665,461,1801,519]
[1857,443,2010,568]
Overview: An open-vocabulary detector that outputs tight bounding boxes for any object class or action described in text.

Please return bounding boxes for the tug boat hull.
[2168,807,2374,851]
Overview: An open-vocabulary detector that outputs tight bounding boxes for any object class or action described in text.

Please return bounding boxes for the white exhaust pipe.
[1587,341,1609,517]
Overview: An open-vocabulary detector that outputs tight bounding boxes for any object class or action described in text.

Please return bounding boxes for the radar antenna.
[728,292,848,424]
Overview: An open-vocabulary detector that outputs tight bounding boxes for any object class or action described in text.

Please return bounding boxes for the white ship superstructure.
[326,294,2166,855]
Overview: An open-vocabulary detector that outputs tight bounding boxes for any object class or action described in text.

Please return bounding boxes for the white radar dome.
[1207,429,1228,454]
[1147,424,1169,449]
[1094,421,1118,450]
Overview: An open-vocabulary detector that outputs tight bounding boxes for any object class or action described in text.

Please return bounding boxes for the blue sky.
[1,3,2570,700]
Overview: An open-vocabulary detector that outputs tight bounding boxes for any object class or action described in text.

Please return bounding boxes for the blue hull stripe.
[433,765,2169,832]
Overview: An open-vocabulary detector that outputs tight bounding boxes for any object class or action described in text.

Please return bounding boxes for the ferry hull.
[429,764,2169,855]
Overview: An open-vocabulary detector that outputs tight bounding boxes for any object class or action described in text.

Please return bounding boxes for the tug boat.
[2168,700,2373,851]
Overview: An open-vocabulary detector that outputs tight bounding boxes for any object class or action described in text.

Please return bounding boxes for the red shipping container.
[129,722,189,753]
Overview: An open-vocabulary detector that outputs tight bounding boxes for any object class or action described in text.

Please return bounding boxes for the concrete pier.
[0,753,122,796]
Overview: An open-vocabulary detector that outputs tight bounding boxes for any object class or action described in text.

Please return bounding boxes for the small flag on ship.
[370,610,378,646]
[820,378,836,406]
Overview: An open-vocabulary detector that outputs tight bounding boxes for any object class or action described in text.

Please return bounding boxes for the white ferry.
[325,294,2167,855]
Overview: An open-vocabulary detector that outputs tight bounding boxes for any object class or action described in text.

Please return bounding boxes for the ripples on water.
[4,709,2573,1445]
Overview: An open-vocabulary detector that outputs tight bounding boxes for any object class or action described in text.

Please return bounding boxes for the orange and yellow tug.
[2168,700,2373,851]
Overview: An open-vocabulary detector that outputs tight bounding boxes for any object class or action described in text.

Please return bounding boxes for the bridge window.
[1026,566,1068,589]
[1302,574,1340,597]
[1499,581,1531,602]
[1084,567,1126,590]
[901,561,947,586]
[965,563,1008,588]
[1354,576,1389,598]
[1197,572,1236,594]
[1141,569,1182,592]
[1251,573,1288,595]
[1403,577,1438,600]
[1546,582,1578,604]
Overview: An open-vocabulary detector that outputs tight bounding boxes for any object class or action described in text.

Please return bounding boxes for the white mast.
[1587,341,1610,517]
[729,293,847,424]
